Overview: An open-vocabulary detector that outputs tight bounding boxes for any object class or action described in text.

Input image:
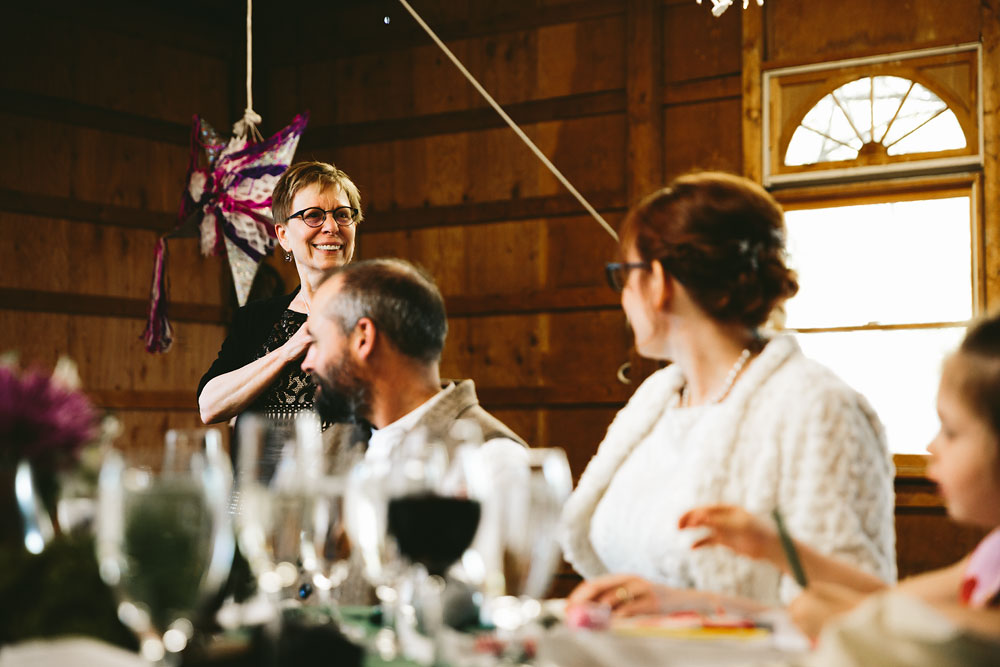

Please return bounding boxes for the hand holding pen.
[678,504,808,587]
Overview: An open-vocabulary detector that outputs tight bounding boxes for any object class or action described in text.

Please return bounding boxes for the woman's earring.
[284,251,293,263]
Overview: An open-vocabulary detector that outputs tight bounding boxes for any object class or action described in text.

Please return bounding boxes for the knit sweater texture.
[559,335,897,605]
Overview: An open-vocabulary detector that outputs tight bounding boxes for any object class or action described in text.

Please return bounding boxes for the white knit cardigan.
[559,335,897,605]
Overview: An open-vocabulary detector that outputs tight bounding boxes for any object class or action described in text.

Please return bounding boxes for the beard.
[312,355,372,427]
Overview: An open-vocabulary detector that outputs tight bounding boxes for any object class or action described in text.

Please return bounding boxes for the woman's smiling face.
[276,183,357,278]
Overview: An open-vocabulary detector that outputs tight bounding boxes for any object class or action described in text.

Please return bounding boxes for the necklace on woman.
[680,348,752,408]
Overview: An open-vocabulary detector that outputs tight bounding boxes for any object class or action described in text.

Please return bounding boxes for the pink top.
[960,527,1000,608]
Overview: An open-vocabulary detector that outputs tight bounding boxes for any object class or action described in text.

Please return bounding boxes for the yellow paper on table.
[611,611,771,641]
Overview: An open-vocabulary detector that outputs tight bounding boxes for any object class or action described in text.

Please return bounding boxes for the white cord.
[235,0,263,141]
[397,0,618,242]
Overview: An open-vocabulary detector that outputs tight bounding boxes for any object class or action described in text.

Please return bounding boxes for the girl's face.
[926,354,1000,528]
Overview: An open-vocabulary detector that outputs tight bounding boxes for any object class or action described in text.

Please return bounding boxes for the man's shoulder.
[434,379,528,447]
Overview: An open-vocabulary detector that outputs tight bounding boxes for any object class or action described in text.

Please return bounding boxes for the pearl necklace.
[680,348,752,408]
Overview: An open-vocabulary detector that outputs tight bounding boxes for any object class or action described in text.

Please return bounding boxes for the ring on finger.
[615,586,632,603]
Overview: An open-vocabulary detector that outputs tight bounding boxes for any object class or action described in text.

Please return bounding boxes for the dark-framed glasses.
[288,206,359,228]
[605,261,651,292]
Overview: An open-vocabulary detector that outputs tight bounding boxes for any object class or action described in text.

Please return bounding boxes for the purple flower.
[0,363,98,470]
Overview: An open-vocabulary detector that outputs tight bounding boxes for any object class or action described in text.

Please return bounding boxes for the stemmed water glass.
[480,447,573,635]
[233,411,348,607]
[95,427,234,665]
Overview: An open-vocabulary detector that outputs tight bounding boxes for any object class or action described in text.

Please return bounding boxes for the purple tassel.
[142,237,173,353]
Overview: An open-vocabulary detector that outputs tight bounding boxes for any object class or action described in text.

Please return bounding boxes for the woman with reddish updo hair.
[561,172,896,612]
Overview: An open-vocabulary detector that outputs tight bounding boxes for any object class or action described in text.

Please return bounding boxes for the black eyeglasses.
[287,206,359,228]
[605,261,651,292]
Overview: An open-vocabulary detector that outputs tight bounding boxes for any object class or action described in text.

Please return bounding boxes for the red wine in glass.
[387,493,481,577]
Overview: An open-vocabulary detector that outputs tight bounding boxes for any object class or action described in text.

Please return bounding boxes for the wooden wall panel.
[361,214,620,295]
[269,16,626,126]
[486,406,620,480]
[0,115,190,212]
[663,97,743,180]
[0,312,222,398]
[0,5,234,452]
[443,311,632,397]
[0,214,221,306]
[663,0,741,83]
[895,511,987,579]
[764,0,982,66]
[322,114,627,210]
[0,10,230,126]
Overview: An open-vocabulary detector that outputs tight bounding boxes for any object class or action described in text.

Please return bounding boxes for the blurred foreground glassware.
[387,430,490,666]
[95,427,234,665]
[235,412,349,606]
[481,447,573,634]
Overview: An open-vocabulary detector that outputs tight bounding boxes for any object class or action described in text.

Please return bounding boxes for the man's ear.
[351,317,377,361]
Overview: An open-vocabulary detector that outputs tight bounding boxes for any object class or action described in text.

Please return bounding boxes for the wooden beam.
[88,389,197,411]
[624,0,665,388]
[982,0,1000,310]
[365,191,626,232]
[268,0,626,65]
[476,384,631,408]
[446,286,620,318]
[0,288,225,324]
[301,90,626,149]
[17,4,236,60]
[626,0,664,204]
[0,89,191,146]
[0,188,177,232]
[740,0,764,182]
[664,74,742,107]
[0,285,619,322]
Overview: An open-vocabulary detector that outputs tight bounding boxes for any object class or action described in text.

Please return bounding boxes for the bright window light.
[782,196,974,454]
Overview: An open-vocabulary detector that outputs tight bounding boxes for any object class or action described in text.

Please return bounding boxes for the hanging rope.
[233,0,263,142]
[397,0,618,242]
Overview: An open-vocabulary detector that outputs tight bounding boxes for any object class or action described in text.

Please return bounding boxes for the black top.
[197,289,316,419]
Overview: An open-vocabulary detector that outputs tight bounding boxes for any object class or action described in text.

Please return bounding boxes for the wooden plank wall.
[0,3,238,452]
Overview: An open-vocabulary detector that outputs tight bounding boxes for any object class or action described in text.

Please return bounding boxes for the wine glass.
[385,432,488,665]
[480,447,573,634]
[343,451,408,658]
[233,411,333,605]
[95,427,234,665]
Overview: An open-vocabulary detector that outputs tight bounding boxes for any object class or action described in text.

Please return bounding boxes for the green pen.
[772,507,808,588]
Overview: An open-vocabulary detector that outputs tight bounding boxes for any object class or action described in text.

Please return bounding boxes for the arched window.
[785,75,966,166]
[764,44,981,186]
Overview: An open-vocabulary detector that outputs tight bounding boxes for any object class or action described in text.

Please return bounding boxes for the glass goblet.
[234,411,327,604]
[481,447,573,634]
[95,427,234,665]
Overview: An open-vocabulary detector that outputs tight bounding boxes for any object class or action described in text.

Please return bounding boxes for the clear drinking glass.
[95,427,234,665]
[480,447,573,634]
[233,411,339,605]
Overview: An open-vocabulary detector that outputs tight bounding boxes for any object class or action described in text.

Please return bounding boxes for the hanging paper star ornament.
[142,112,308,353]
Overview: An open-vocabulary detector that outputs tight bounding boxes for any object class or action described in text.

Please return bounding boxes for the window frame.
[763,43,984,187]
[775,173,986,331]
[773,174,985,461]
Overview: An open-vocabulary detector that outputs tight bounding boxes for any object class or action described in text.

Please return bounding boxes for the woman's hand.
[281,322,313,363]
[567,574,669,617]
[788,581,862,640]
[678,504,783,564]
